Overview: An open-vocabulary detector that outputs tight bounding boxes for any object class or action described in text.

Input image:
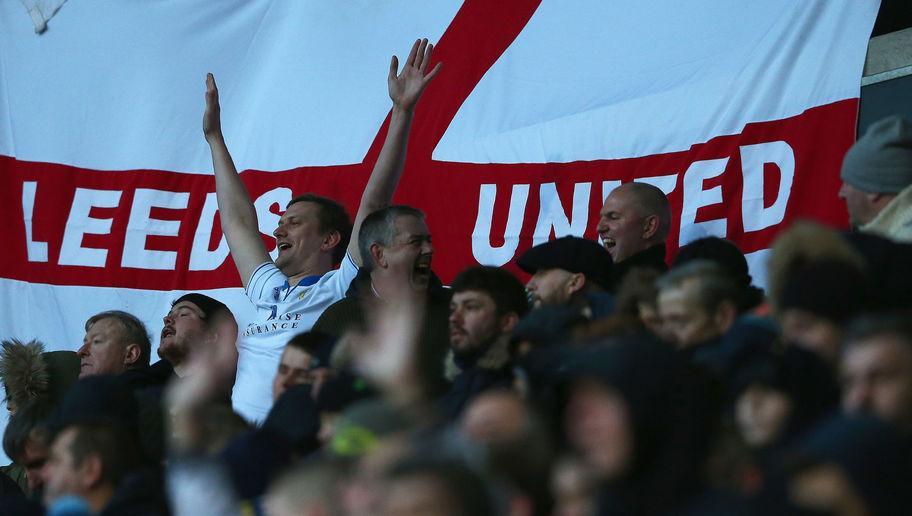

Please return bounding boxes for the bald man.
[596,182,671,290]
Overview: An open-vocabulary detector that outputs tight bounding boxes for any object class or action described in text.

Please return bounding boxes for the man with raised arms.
[203,39,441,422]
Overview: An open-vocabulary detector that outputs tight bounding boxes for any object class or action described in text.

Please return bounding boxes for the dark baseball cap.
[516,236,614,290]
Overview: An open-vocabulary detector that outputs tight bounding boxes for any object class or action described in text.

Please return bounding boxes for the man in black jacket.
[313,205,450,395]
[597,182,671,290]
[438,266,529,420]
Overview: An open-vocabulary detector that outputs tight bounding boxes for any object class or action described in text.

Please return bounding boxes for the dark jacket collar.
[611,243,668,291]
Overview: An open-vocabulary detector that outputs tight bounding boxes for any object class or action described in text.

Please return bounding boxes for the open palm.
[388,38,442,111]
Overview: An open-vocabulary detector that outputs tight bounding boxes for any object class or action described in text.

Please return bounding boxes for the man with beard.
[438,266,529,420]
[596,182,671,290]
[204,39,441,422]
[158,293,237,381]
[314,206,449,394]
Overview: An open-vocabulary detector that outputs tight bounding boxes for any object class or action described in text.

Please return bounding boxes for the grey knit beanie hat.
[840,114,912,194]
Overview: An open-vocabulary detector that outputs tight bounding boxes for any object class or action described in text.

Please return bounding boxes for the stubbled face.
[42,427,85,507]
[272,346,329,402]
[525,268,576,309]
[780,309,843,366]
[378,215,434,291]
[159,301,208,365]
[449,290,502,356]
[657,280,723,348]
[565,380,633,479]
[273,202,331,275]
[842,335,912,429]
[597,186,649,263]
[838,182,876,228]
[78,317,130,378]
[736,384,792,448]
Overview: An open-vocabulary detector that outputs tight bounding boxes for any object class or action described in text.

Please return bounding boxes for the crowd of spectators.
[2,38,912,516]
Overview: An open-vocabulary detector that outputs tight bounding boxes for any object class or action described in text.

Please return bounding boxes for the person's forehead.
[533,267,572,279]
[847,335,912,364]
[393,215,430,237]
[170,300,203,315]
[282,201,320,220]
[86,317,121,337]
[281,346,313,364]
[603,186,638,210]
[452,289,496,305]
[52,427,78,452]
[658,283,695,307]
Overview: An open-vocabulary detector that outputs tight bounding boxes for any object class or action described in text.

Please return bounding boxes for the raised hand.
[388,38,442,112]
[202,73,222,141]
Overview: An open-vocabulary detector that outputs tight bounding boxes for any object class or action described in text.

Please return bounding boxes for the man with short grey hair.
[78,311,151,378]
[839,114,912,242]
[314,205,449,395]
[656,260,739,351]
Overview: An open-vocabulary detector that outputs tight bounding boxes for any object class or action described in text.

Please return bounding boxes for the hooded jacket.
[861,182,912,243]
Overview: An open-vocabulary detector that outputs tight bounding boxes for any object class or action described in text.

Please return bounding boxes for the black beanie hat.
[173,293,230,321]
[777,260,870,323]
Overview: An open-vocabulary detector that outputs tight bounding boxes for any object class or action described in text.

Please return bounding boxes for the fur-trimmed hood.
[0,339,80,409]
[0,339,48,409]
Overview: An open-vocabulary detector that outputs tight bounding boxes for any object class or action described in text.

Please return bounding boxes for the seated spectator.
[43,374,167,515]
[767,223,872,365]
[158,293,237,380]
[518,236,614,318]
[783,415,912,516]
[271,331,336,403]
[596,182,671,289]
[78,311,151,379]
[0,339,79,416]
[439,266,529,420]
[839,114,912,242]
[314,205,450,396]
[655,260,740,354]
[42,422,150,515]
[562,337,715,515]
[673,236,765,313]
[713,344,839,496]
[841,314,912,433]
[3,398,54,498]
[381,458,494,516]
[459,391,553,513]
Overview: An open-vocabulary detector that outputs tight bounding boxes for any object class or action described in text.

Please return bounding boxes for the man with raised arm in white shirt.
[202,38,441,422]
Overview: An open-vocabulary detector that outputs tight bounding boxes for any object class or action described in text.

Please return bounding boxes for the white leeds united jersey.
[232,254,359,423]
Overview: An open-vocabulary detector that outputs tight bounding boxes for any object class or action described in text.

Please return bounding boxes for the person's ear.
[79,454,104,490]
[566,272,587,296]
[499,312,520,334]
[642,214,659,239]
[123,343,141,367]
[714,300,738,333]
[369,243,386,268]
[321,230,342,253]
